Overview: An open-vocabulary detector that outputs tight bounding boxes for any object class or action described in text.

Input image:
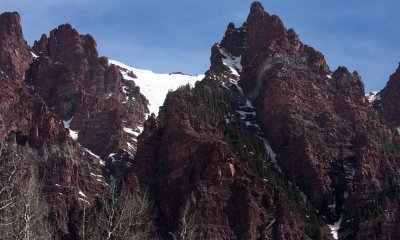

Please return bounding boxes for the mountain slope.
[131,2,400,239]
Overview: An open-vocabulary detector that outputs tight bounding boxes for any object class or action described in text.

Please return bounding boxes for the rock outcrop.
[186,2,400,239]
[133,85,331,239]
[0,12,106,239]
[30,24,149,178]
[374,65,400,126]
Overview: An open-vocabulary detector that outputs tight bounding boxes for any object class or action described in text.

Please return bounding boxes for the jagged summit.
[249,1,267,17]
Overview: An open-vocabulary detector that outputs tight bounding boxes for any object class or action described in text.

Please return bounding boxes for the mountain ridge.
[1,2,400,239]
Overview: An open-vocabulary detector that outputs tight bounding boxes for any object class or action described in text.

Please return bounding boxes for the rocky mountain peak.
[0,12,31,81]
[220,22,246,57]
[374,65,400,125]
[249,1,268,18]
[0,12,22,36]
[245,4,285,50]
[33,23,98,62]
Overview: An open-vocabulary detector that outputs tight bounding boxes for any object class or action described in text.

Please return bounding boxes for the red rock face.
[0,12,105,239]
[30,24,149,177]
[133,88,328,239]
[2,2,400,239]
[375,65,400,125]
[198,2,400,239]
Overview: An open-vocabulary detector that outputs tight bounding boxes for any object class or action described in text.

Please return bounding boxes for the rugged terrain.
[1,1,400,240]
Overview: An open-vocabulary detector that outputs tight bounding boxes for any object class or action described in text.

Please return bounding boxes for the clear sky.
[1,0,399,92]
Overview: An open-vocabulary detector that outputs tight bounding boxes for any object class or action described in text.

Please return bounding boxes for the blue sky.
[1,0,399,92]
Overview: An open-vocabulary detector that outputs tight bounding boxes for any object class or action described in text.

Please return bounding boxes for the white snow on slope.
[366,91,380,103]
[31,51,38,59]
[78,190,87,198]
[109,60,204,116]
[83,147,105,166]
[328,216,342,240]
[219,46,242,76]
[63,117,78,140]
[218,46,244,94]
[123,127,140,137]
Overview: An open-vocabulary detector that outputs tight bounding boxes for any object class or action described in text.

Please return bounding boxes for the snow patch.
[123,127,140,136]
[366,91,380,103]
[266,218,276,229]
[397,127,400,135]
[219,46,242,74]
[63,117,78,140]
[78,190,87,198]
[83,148,100,159]
[218,46,244,93]
[31,51,38,59]
[109,60,204,116]
[90,172,103,178]
[328,216,342,240]
[78,198,90,204]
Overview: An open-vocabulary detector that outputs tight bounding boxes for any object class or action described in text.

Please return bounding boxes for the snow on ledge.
[63,117,78,140]
[328,216,342,240]
[78,190,87,198]
[31,51,38,59]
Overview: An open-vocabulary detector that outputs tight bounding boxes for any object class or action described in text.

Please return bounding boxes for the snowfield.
[109,60,204,116]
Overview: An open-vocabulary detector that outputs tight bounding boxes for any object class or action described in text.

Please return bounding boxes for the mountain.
[1,1,400,240]
[373,65,400,127]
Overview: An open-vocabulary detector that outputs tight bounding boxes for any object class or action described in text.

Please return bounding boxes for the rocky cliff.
[0,12,106,239]
[374,65,400,127]
[132,2,400,239]
[30,24,150,180]
[2,1,400,240]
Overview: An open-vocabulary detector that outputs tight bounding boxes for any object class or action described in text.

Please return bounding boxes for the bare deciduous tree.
[85,180,158,240]
[175,198,198,240]
[0,161,52,240]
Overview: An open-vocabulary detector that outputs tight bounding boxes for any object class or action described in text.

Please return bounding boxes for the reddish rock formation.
[197,2,400,239]
[374,65,400,126]
[30,24,149,178]
[0,12,105,239]
[133,87,330,239]
[2,1,400,239]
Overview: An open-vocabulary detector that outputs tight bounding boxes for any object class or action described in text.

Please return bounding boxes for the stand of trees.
[0,159,52,240]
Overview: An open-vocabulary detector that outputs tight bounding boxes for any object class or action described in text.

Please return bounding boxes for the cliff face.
[30,25,149,180]
[132,2,400,239]
[2,1,400,239]
[0,12,106,239]
[133,84,331,239]
[374,65,400,126]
